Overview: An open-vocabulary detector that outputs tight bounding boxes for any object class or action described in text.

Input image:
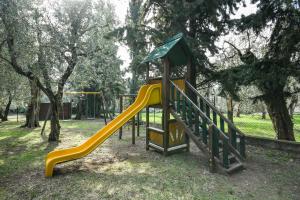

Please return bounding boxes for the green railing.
[169,80,245,169]
[185,81,246,158]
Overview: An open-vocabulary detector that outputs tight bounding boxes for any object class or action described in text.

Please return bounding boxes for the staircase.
[169,80,246,173]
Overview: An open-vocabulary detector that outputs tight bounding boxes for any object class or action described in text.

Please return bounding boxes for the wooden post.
[184,58,196,152]
[132,115,135,145]
[137,112,140,136]
[146,108,150,150]
[146,63,150,150]
[131,95,136,144]
[162,58,170,156]
[119,95,123,139]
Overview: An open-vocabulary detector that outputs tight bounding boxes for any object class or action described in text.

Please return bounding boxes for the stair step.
[228,154,236,163]
[226,162,244,174]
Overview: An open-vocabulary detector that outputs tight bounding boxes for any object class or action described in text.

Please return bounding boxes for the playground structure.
[118,94,142,143]
[45,33,246,177]
[38,91,112,121]
[65,91,111,121]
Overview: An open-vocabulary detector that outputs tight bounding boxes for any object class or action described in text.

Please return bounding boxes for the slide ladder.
[170,80,246,173]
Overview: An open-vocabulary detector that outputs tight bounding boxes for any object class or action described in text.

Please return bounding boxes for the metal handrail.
[185,81,245,137]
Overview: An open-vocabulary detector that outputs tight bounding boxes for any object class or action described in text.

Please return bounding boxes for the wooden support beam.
[137,112,140,136]
[132,116,135,145]
[146,107,150,150]
[118,95,123,139]
[162,58,170,156]
[184,58,196,151]
[146,63,150,150]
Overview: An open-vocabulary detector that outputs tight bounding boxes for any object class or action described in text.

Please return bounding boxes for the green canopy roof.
[141,33,192,66]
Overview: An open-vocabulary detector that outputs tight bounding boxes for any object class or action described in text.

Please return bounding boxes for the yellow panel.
[173,79,185,91]
[169,121,185,147]
[149,121,186,148]
[149,131,163,146]
[45,83,161,177]
[149,78,185,91]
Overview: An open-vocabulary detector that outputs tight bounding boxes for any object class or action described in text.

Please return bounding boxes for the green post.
[182,97,186,122]
[199,98,204,111]
[213,126,219,158]
[171,83,175,104]
[222,139,229,168]
[239,135,246,158]
[176,89,181,113]
[188,101,193,127]
[208,125,216,173]
[202,119,208,144]
[206,104,210,119]
[194,110,200,136]
[213,111,217,126]
[230,128,237,148]
[220,118,225,133]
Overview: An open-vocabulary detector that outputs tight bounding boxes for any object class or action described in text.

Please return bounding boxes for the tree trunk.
[48,98,61,141]
[226,96,234,122]
[0,94,13,122]
[236,103,241,117]
[23,78,40,128]
[265,93,295,141]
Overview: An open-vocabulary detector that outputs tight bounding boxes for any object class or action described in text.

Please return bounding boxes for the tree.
[67,2,124,119]
[141,0,243,82]
[0,0,118,141]
[214,1,300,141]
[109,0,148,94]
[0,63,28,122]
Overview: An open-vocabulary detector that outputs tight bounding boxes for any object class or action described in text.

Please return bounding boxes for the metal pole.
[86,94,88,118]
[146,63,150,150]
[17,107,19,122]
[94,94,96,119]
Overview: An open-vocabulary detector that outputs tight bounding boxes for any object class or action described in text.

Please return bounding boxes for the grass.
[0,117,300,199]
[140,112,300,141]
[234,114,300,141]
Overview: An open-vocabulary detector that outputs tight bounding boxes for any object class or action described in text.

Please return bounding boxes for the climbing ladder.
[170,80,246,173]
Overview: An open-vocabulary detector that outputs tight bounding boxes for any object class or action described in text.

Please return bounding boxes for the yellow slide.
[45,83,161,177]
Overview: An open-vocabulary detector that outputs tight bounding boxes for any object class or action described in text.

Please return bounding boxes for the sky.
[110,0,130,75]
